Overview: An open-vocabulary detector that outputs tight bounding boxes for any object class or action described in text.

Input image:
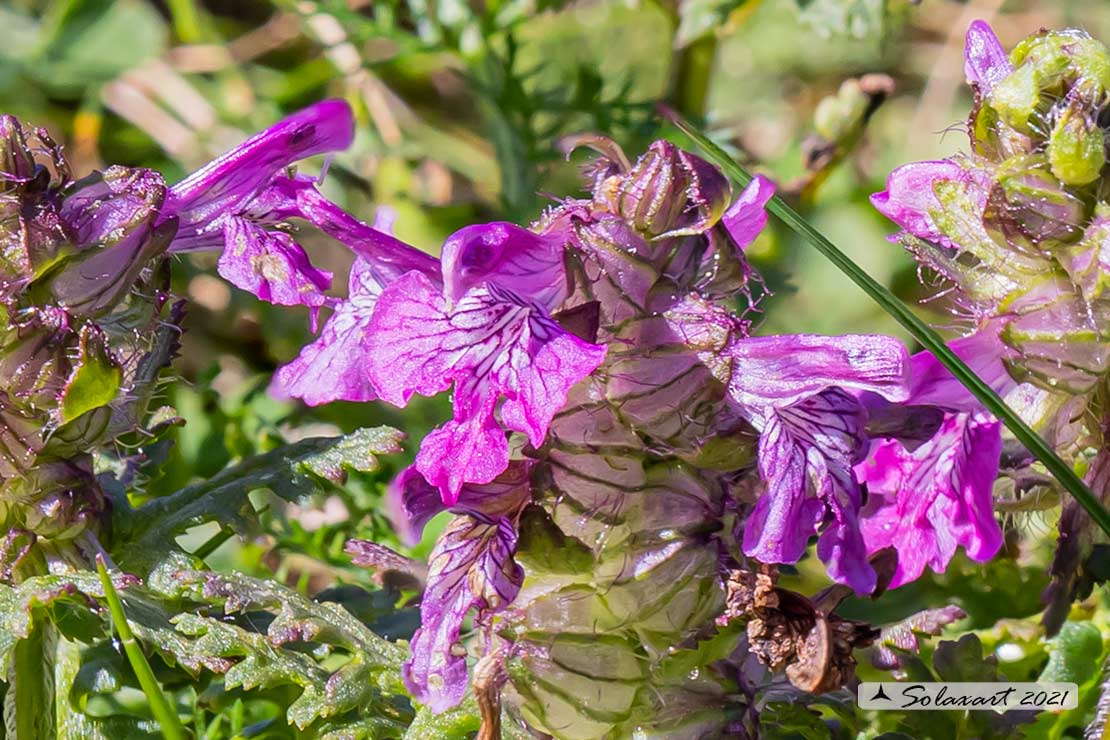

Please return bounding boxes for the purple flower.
[855,331,1011,587]
[870,159,991,250]
[964,20,1014,92]
[859,411,1003,589]
[403,513,525,711]
[270,205,438,405]
[161,100,356,310]
[722,175,775,251]
[726,333,911,594]
[367,223,606,503]
[389,462,530,710]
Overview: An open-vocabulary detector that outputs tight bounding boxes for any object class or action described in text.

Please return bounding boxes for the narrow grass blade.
[96,556,188,740]
[662,107,1110,538]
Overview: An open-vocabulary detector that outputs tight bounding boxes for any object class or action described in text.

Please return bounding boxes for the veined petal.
[416,402,509,504]
[165,100,354,231]
[743,388,877,592]
[727,333,910,410]
[369,272,604,500]
[742,413,824,564]
[858,412,1003,589]
[388,462,534,544]
[965,20,1014,92]
[270,257,379,404]
[441,222,568,309]
[498,310,608,448]
[722,175,775,251]
[217,217,331,307]
[403,515,523,713]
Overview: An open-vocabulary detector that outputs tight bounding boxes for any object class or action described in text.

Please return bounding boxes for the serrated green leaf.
[114,427,402,574]
[0,572,108,674]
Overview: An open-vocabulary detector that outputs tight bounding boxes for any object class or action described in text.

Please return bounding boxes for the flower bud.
[1048,81,1106,187]
[595,140,730,240]
[46,166,173,317]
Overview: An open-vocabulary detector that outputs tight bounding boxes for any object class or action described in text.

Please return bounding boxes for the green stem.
[96,557,188,740]
[13,627,50,740]
[663,109,1110,539]
[165,0,204,44]
[192,527,233,561]
[668,35,718,121]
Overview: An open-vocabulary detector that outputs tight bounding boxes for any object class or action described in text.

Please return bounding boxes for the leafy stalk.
[662,108,1110,538]
[12,626,50,740]
[95,556,187,740]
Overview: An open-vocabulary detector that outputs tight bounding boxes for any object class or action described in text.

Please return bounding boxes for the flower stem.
[165,0,204,44]
[668,35,718,120]
[663,108,1110,538]
[96,556,187,740]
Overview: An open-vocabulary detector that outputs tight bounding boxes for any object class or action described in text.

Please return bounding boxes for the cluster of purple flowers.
[14,15,1107,732]
[147,100,1010,719]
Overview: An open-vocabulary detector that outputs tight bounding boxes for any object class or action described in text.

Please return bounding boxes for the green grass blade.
[662,107,1110,538]
[96,556,188,740]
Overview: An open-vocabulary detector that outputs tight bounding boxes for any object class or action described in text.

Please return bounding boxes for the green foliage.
[113,427,403,575]
[0,0,166,98]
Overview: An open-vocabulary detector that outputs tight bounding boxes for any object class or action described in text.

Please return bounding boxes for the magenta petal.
[870,160,986,247]
[722,174,775,251]
[742,413,825,564]
[728,333,910,410]
[858,412,1003,589]
[964,20,1013,92]
[270,257,380,404]
[498,312,608,447]
[369,272,604,500]
[267,177,441,285]
[416,406,510,505]
[385,467,436,546]
[165,100,354,225]
[440,222,568,309]
[402,515,523,712]
[388,462,534,543]
[217,217,331,307]
[815,464,874,594]
[743,388,877,592]
[365,271,458,407]
[905,326,1017,411]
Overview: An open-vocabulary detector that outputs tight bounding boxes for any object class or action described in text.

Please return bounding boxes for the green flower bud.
[1048,82,1107,186]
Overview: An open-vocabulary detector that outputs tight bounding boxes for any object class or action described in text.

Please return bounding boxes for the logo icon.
[869,685,892,702]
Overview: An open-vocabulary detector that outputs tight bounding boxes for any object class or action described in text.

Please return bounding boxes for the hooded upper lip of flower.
[158,100,359,311]
[725,331,912,595]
